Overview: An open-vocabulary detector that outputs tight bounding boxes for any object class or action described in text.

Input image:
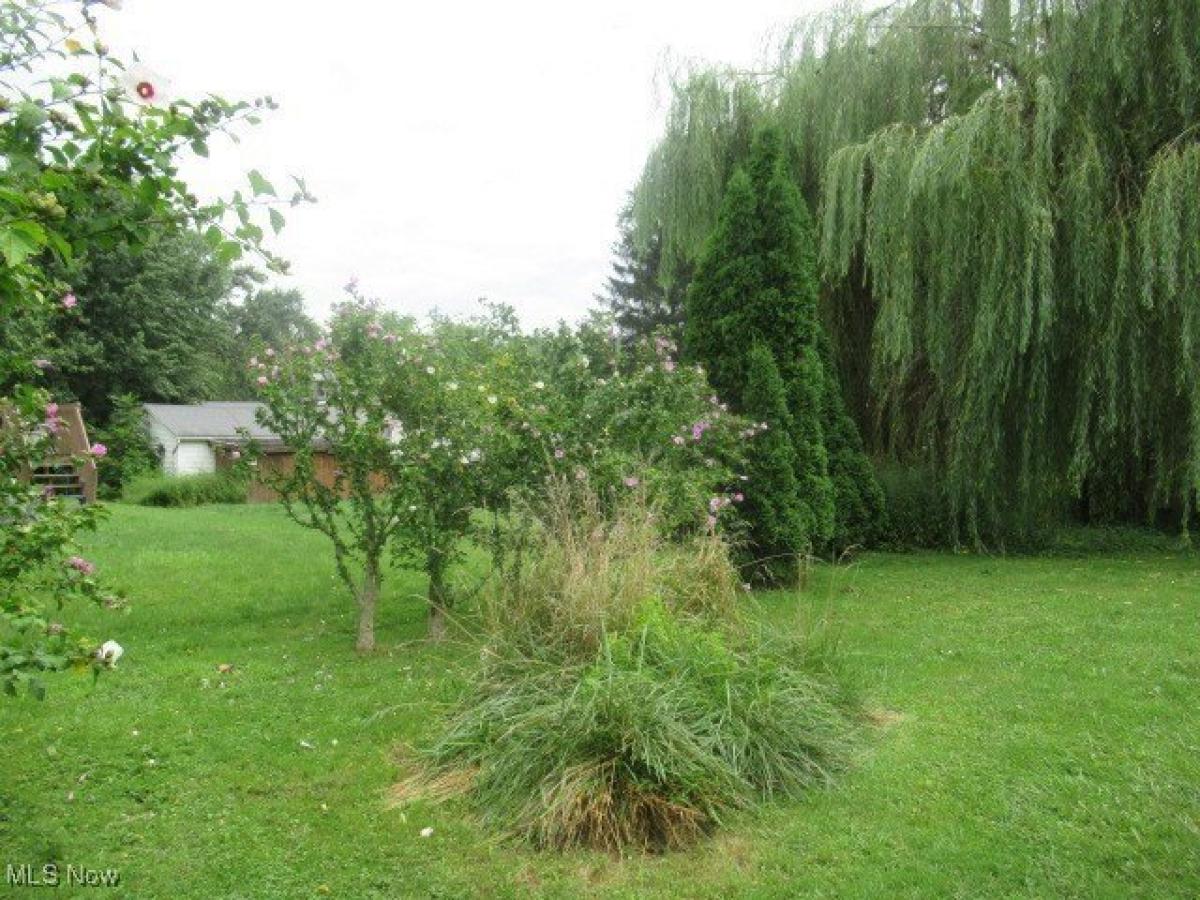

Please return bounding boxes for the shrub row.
[122,472,248,507]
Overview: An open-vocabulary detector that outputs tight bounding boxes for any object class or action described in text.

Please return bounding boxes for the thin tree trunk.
[427,550,448,642]
[356,560,380,653]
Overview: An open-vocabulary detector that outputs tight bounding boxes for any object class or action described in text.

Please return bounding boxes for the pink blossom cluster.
[67,556,96,576]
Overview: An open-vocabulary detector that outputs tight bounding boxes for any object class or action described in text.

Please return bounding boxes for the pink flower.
[61,293,77,309]
[67,556,96,576]
[256,375,268,387]
[89,443,108,458]
[45,402,59,419]
[662,360,676,373]
[733,493,744,503]
[623,476,640,488]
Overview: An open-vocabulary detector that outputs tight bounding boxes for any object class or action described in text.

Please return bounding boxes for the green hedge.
[122,471,248,507]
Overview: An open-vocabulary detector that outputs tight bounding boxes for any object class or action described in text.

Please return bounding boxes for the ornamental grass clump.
[398,481,860,852]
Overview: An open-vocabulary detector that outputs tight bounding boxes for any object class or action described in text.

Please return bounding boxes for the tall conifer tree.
[686,126,880,564]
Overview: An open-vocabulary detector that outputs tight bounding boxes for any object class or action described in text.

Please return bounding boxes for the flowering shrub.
[254,295,546,645]
[257,293,763,646]
[0,388,123,698]
[0,0,301,693]
[533,317,755,540]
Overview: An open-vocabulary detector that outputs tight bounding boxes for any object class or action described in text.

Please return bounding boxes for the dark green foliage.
[741,344,805,577]
[874,463,954,550]
[790,347,835,548]
[40,230,236,423]
[633,0,1200,544]
[91,394,158,498]
[820,338,887,549]
[221,287,319,396]
[685,126,877,559]
[683,167,759,403]
[599,205,690,344]
[123,472,247,507]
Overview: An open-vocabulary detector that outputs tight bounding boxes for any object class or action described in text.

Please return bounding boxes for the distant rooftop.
[143,401,279,442]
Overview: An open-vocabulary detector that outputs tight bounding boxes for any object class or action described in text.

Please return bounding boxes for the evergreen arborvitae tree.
[599,206,688,343]
[686,125,880,564]
[741,342,807,577]
[820,334,887,548]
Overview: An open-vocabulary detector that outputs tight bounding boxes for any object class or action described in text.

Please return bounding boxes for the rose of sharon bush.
[256,299,761,648]
[1,388,124,699]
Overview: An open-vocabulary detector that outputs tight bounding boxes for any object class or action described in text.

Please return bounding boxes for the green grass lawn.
[3,504,1199,898]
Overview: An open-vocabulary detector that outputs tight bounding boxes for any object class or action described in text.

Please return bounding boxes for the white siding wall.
[146,420,178,474]
[175,440,216,475]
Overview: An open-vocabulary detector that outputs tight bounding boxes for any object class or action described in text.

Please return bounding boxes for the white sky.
[103,1,832,328]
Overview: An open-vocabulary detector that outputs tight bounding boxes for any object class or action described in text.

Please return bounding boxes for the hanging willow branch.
[629,0,1200,542]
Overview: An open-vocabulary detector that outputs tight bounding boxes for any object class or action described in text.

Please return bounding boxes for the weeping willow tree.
[629,0,1200,542]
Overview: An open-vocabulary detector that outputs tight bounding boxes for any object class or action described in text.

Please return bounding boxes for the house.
[143,402,280,476]
[142,401,356,502]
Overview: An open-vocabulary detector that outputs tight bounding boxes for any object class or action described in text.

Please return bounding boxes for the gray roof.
[143,402,279,442]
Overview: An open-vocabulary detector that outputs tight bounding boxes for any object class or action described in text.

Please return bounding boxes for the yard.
[3,504,1198,898]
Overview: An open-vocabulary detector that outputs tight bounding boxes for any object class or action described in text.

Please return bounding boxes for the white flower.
[467,448,482,462]
[445,381,459,391]
[420,827,434,838]
[97,640,124,667]
[487,395,498,405]
[121,64,172,106]
[533,380,545,390]
[425,366,435,375]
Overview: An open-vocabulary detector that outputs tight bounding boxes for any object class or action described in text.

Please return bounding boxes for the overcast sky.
[104,1,831,328]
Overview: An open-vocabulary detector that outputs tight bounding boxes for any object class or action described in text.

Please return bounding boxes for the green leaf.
[0,221,46,267]
[248,169,276,197]
[216,240,244,264]
[191,139,209,158]
[269,208,286,235]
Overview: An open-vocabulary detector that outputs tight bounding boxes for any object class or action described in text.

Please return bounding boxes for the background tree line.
[602,0,1200,545]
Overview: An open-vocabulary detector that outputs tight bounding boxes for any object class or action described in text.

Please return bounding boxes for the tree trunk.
[356,561,380,653]
[427,550,448,643]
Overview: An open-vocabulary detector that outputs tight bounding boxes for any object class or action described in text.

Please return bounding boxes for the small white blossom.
[445,381,459,391]
[97,640,124,667]
[533,380,545,390]
[487,395,498,405]
[425,366,436,375]
[420,827,434,838]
